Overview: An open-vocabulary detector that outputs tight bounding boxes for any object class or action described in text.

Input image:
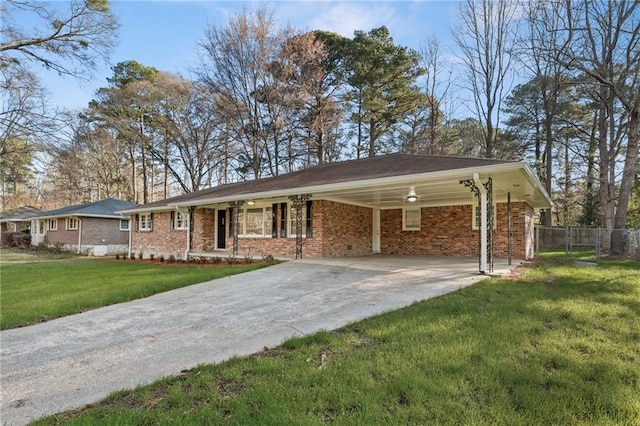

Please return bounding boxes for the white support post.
[474,173,488,274]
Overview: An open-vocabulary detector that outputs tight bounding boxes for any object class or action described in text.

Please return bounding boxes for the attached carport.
[0,255,521,426]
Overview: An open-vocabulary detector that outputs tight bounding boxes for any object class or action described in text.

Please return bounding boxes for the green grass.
[0,250,277,330]
[34,258,640,425]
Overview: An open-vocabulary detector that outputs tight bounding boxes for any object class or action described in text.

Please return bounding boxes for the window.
[288,201,312,237]
[173,211,188,230]
[138,213,152,231]
[231,206,273,237]
[67,217,79,230]
[49,219,58,231]
[471,204,497,230]
[403,208,421,231]
[120,219,130,231]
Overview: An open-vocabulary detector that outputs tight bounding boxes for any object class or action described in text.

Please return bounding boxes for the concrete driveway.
[1,256,520,425]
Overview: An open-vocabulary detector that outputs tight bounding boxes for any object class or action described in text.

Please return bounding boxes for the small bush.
[226,256,237,265]
[115,254,120,260]
[262,253,275,262]
[212,256,222,264]
[129,253,136,260]
[243,255,253,264]
[137,251,143,260]
[167,254,176,263]
[149,253,155,260]
[159,255,165,262]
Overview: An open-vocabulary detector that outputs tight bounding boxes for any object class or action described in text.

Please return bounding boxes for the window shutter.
[150,213,154,231]
[170,211,175,231]
[135,214,139,231]
[272,204,278,238]
[306,200,313,238]
[228,208,234,237]
[280,202,287,237]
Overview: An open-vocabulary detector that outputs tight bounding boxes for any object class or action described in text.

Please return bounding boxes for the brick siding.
[380,202,533,259]
[130,200,534,260]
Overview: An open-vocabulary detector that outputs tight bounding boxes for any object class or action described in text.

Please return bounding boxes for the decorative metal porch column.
[460,176,494,273]
[228,201,244,257]
[288,194,311,259]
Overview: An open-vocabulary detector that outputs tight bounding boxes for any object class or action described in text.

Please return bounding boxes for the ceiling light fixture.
[407,187,418,203]
[247,200,255,206]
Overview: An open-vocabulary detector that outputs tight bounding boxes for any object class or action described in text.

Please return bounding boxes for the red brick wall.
[130,200,534,260]
[130,212,187,258]
[192,208,216,252]
[221,200,372,258]
[319,200,372,257]
[380,202,533,259]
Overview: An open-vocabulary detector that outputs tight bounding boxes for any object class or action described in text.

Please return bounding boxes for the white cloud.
[304,2,399,37]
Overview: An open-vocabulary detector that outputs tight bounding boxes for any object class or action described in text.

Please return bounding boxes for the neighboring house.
[0,206,42,247]
[31,198,136,256]
[0,206,41,232]
[120,154,552,273]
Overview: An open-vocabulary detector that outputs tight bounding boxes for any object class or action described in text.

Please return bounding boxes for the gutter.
[77,217,82,255]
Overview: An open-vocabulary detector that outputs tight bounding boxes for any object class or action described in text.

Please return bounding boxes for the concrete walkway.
[0,256,521,425]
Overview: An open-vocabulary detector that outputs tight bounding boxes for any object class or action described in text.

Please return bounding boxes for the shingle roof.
[33,198,137,219]
[0,206,42,221]
[132,154,514,210]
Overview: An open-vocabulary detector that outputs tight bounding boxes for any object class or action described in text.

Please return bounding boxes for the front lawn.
[0,250,277,329]
[35,258,640,425]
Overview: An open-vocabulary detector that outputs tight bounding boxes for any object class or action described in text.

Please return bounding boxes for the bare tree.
[0,0,118,80]
[453,0,519,158]
[552,0,640,253]
[196,7,287,179]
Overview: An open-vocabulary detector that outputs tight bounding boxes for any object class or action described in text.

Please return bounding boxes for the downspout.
[184,207,191,261]
[77,217,82,255]
[127,216,132,259]
[473,173,487,274]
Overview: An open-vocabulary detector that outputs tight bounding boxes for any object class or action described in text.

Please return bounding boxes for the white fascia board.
[35,213,124,220]
[520,164,553,207]
[116,206,173,215]
[171,163,532,208]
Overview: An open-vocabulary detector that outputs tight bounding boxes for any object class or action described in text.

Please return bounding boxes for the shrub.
[226,256,237,265]
[159,255,165,262]
[262,253,275,262]
[115,254,120,260]
[129,253,135,260]
[137,251,144,260]
[167,254,176,263]
[243,255,253,264]
[149,253,155,260]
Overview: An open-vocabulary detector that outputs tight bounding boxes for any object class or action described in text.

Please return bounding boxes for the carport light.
[247,200,255,206]
[407,188,418,202]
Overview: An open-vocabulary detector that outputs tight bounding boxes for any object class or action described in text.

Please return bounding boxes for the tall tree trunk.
[611,109,640,254]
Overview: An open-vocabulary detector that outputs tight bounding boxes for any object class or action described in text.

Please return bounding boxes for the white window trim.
[471,204,497,230]
[119,219,130,231]
[67,217,79,230]
[237,206,272,238]
[49,219,58,231]
[174,211,188,230]
[287,203,310,238]
[402,208,421,231]
[139,213,152,231]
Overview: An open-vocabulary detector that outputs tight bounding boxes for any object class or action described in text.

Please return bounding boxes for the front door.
[217,209,226,249]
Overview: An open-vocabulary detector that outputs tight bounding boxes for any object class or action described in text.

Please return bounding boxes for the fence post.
[535,226,539,256]
[596,227,601,260]
[565,227,570,259]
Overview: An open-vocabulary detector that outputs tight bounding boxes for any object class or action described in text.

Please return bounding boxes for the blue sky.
[36,1,460,111]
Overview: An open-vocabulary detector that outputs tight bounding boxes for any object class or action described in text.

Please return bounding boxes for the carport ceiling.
[313,167,547,210]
